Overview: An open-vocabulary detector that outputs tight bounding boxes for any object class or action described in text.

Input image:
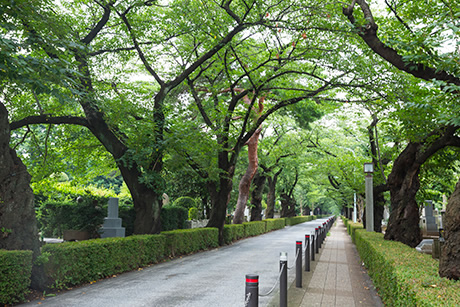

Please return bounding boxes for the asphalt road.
[23,218,329,307]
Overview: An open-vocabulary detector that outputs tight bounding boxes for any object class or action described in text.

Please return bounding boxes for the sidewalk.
[278,219,383,307]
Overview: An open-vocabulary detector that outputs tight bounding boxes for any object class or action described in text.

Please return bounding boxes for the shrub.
[188,207,199,220]
[162,228,219,257]
[264,218,286,232]
[37,198,105,238]
[223,224,245,244]
[243,221,266,237]
[0,250,33,305]
[285,216,313,226]
[42,235,166,289]
[354,230,460,306]
[346,222,363,243]
[173,197,197,210]
[161,206,188,231]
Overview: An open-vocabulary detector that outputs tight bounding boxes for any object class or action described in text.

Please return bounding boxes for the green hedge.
[43,234,166,289]
[162,228,219,257]
[354,230,460,306]
[264,218,286,232]
[0,250,33,305]
[285,215,314,226]
[243,221,266,237]
[346,222,363,244]
[223,224,245,244]
[161,206,189,231]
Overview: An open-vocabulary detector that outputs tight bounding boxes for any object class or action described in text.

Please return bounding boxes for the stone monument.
[424,200,438,236]
[101,197,125,238]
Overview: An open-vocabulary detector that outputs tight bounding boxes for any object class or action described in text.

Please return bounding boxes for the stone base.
[100,227,125,238]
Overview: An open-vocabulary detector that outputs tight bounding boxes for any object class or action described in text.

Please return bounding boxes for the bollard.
[305,235,310,272]
[245,274,259,307]
[280,252,288,307]
[296,241,302,288]
[311,232,315,261]
[315,226,321,254]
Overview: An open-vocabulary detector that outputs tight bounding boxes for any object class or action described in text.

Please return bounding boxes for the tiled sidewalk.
[291,219,383,307]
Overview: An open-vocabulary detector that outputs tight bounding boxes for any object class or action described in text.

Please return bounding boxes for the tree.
[341,0,460,247]
[0,103,44,290]
[440,178,460,280]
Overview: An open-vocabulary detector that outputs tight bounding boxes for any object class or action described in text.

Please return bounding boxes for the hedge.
[223,224,245,244]
[346,222,363,244]
[264,218,286,232]
[285,215,314,226]
[162,228,219,257]
[354,230,460,306]
[0,250,33,305]
[43,234,166,289]
[243,221,266,237]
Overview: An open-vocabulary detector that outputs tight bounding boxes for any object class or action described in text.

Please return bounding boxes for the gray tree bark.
[439,178,460,280]
[0,102,44,290]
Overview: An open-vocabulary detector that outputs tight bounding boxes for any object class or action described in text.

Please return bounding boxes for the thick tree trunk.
[233,129,261,224]
[439,178,460,280]
[206,151,235,244]
[280,192,296,218]
[0,103,45,290]
[250,171,266,221]
[265,169,282,218]
[384,143,422,247]
[302,205,311,216]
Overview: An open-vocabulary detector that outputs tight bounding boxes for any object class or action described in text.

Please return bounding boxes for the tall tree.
[341,0,460,247]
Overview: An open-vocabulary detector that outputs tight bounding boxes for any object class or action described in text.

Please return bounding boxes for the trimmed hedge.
[264,218,286,232]
[346,222,363,244]
[162,228,219,257]
[0,250,33,305]
[354,230,460,306]
[223,224,245,244]
[243,221,266,237]
[285,215,314,226]
[161,206,189,231]
[43,234,166,289]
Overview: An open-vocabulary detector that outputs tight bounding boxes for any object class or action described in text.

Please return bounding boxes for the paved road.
[23,218,330,307]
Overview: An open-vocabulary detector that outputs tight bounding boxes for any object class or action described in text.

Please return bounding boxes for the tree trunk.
[384,143,422,247]
[280,192,296,218]
[250,171,266,221]
[265,169,282,218]
[0,103,45,290]
[233,129,261,224]
[206,151,236,244]
[302,205,311,216]
[439,178,460,280]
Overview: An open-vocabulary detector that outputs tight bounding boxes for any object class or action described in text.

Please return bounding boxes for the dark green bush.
[243,221,266,237]
[223,224,245,244]
[0,250,33,305]
[173,196,197,209]
[42,234,166,289]
[354,230,460,306]
[162,228,219,257]
[285,216,313,226]
[264,218,286,232]
[37,198,105,238]
[161,206,188,231]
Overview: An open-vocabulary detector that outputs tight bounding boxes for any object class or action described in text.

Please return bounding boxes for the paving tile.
[298,219,383,307]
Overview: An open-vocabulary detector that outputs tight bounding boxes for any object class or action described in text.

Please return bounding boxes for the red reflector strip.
[296,242,302,245]
[246,279,258,283]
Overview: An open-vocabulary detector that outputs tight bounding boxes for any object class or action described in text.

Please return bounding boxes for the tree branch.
[342,0,460,86]
[10,115,90,130]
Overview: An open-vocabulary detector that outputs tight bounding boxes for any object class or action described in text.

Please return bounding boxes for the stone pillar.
[365,175,374,232]
[101,198,125,238]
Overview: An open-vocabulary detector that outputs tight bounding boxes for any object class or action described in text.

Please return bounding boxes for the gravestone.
[424,200,438,235]
[101,197,125,238]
